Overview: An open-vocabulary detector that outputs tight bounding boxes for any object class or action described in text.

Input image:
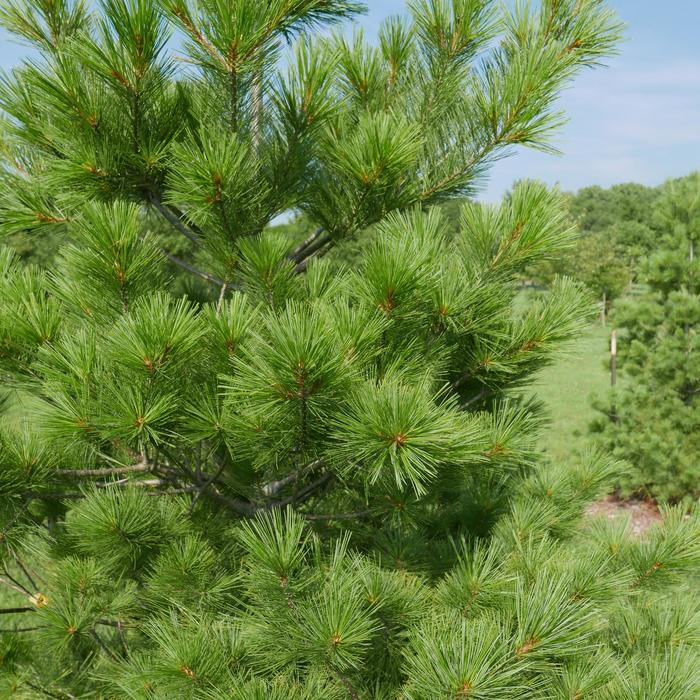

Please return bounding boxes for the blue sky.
[1,1,698,201]
[358,0,700,200]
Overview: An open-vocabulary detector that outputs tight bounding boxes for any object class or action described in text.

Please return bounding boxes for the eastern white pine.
[0,1,698,698]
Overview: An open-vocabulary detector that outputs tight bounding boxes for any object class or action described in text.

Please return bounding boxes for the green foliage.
[65,486,189,570]
[569,182,660,233]
[592,172,700,502]
[526,179,662,307]
[533,229,632,316]
[0,1,695,698]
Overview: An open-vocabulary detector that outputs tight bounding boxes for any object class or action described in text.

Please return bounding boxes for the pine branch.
[55,461,151,478]
[459,386,492,409]
[294,237,334,272]
[0,606,33,614]
[261,459,325,496]
[148,192,202,245]
[289,227,326,261]
[0,1,631,693]
[156,245,228,287]
[90,629,120,662]
[303,509,375,522]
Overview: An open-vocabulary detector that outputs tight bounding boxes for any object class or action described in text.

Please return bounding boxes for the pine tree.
[593,172,700,502]
[0,1,698,698]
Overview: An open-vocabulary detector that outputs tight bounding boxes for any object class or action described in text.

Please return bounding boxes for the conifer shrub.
[0,1,698,697]
[593,173,700,502]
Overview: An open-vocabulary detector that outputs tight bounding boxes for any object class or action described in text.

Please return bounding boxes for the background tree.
[568,182,661,277]
[0,1,699,698]
[568,182,660,234]
[592,172,700,502]
[528,228,631,324]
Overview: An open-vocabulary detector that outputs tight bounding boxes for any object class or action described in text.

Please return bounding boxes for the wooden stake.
[610,329,617,388]
[610,329,618,423]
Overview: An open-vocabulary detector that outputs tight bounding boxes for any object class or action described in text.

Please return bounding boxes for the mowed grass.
[522,321,613,461]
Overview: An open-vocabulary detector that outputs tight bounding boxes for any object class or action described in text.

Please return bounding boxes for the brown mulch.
[586,496,662,537]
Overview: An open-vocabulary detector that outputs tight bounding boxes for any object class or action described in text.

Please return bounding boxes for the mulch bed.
[586,496,662,537]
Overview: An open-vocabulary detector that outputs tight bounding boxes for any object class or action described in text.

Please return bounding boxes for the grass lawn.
[522,321,614,461]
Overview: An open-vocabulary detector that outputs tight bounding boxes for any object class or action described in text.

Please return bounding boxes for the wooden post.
[610,329,617,388]
[610,329,618,423]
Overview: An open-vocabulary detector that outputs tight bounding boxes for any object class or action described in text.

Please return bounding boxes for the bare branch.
[266,472,334,509]
[458,386,492,409]
[27,477,179,501]
[91,629,120,662]
[304,509,376,522]
[94,478,173,488]
[203,471,332,516]
[0,625,46,632]
[55,460,151,478]
[331,665,360,700]
[289,227,325,262]
[157,246,227,287]
[0,575,32,597]
[23,680,76,700]
[148,192,202,245]
[97,619,135,629]
[293,234,334,272]
[145,486,199,496]
[26,491,82,500]
[205,485,256,516]
[13,554,39,589]
[261,459,324,497]
[187,461,227,515]
[0,606,34,615]
[251,67,263,152]
[216,282,228,314]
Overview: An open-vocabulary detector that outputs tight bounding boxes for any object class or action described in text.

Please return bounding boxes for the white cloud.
[482,56,700,200]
